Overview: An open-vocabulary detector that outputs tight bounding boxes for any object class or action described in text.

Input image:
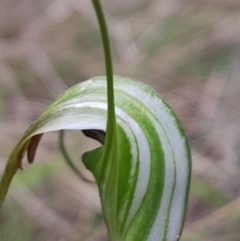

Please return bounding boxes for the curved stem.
[91,0,116,143]
[59,130,94,184]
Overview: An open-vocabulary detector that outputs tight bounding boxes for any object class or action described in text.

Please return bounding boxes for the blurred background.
[0,0,240,240]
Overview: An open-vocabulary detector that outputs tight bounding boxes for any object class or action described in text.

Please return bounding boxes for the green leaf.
[0,76,191,241]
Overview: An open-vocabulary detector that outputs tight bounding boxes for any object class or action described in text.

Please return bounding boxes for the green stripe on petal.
[0,76,191,241]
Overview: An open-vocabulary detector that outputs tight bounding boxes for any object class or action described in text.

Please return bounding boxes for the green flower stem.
[91,0,116,144]
[89,3,118,238]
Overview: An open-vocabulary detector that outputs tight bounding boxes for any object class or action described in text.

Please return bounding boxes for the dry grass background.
[0,0,240,240]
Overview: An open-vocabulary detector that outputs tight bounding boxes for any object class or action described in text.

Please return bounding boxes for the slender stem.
[91,0,116,141]
[59,130,94,183]
[90,3,118,238]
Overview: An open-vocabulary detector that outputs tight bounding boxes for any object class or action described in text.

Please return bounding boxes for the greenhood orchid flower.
[0,76,191,241]
[0,1,191,241]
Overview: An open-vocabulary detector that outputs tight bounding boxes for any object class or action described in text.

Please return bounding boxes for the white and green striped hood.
[0,76,191,241]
